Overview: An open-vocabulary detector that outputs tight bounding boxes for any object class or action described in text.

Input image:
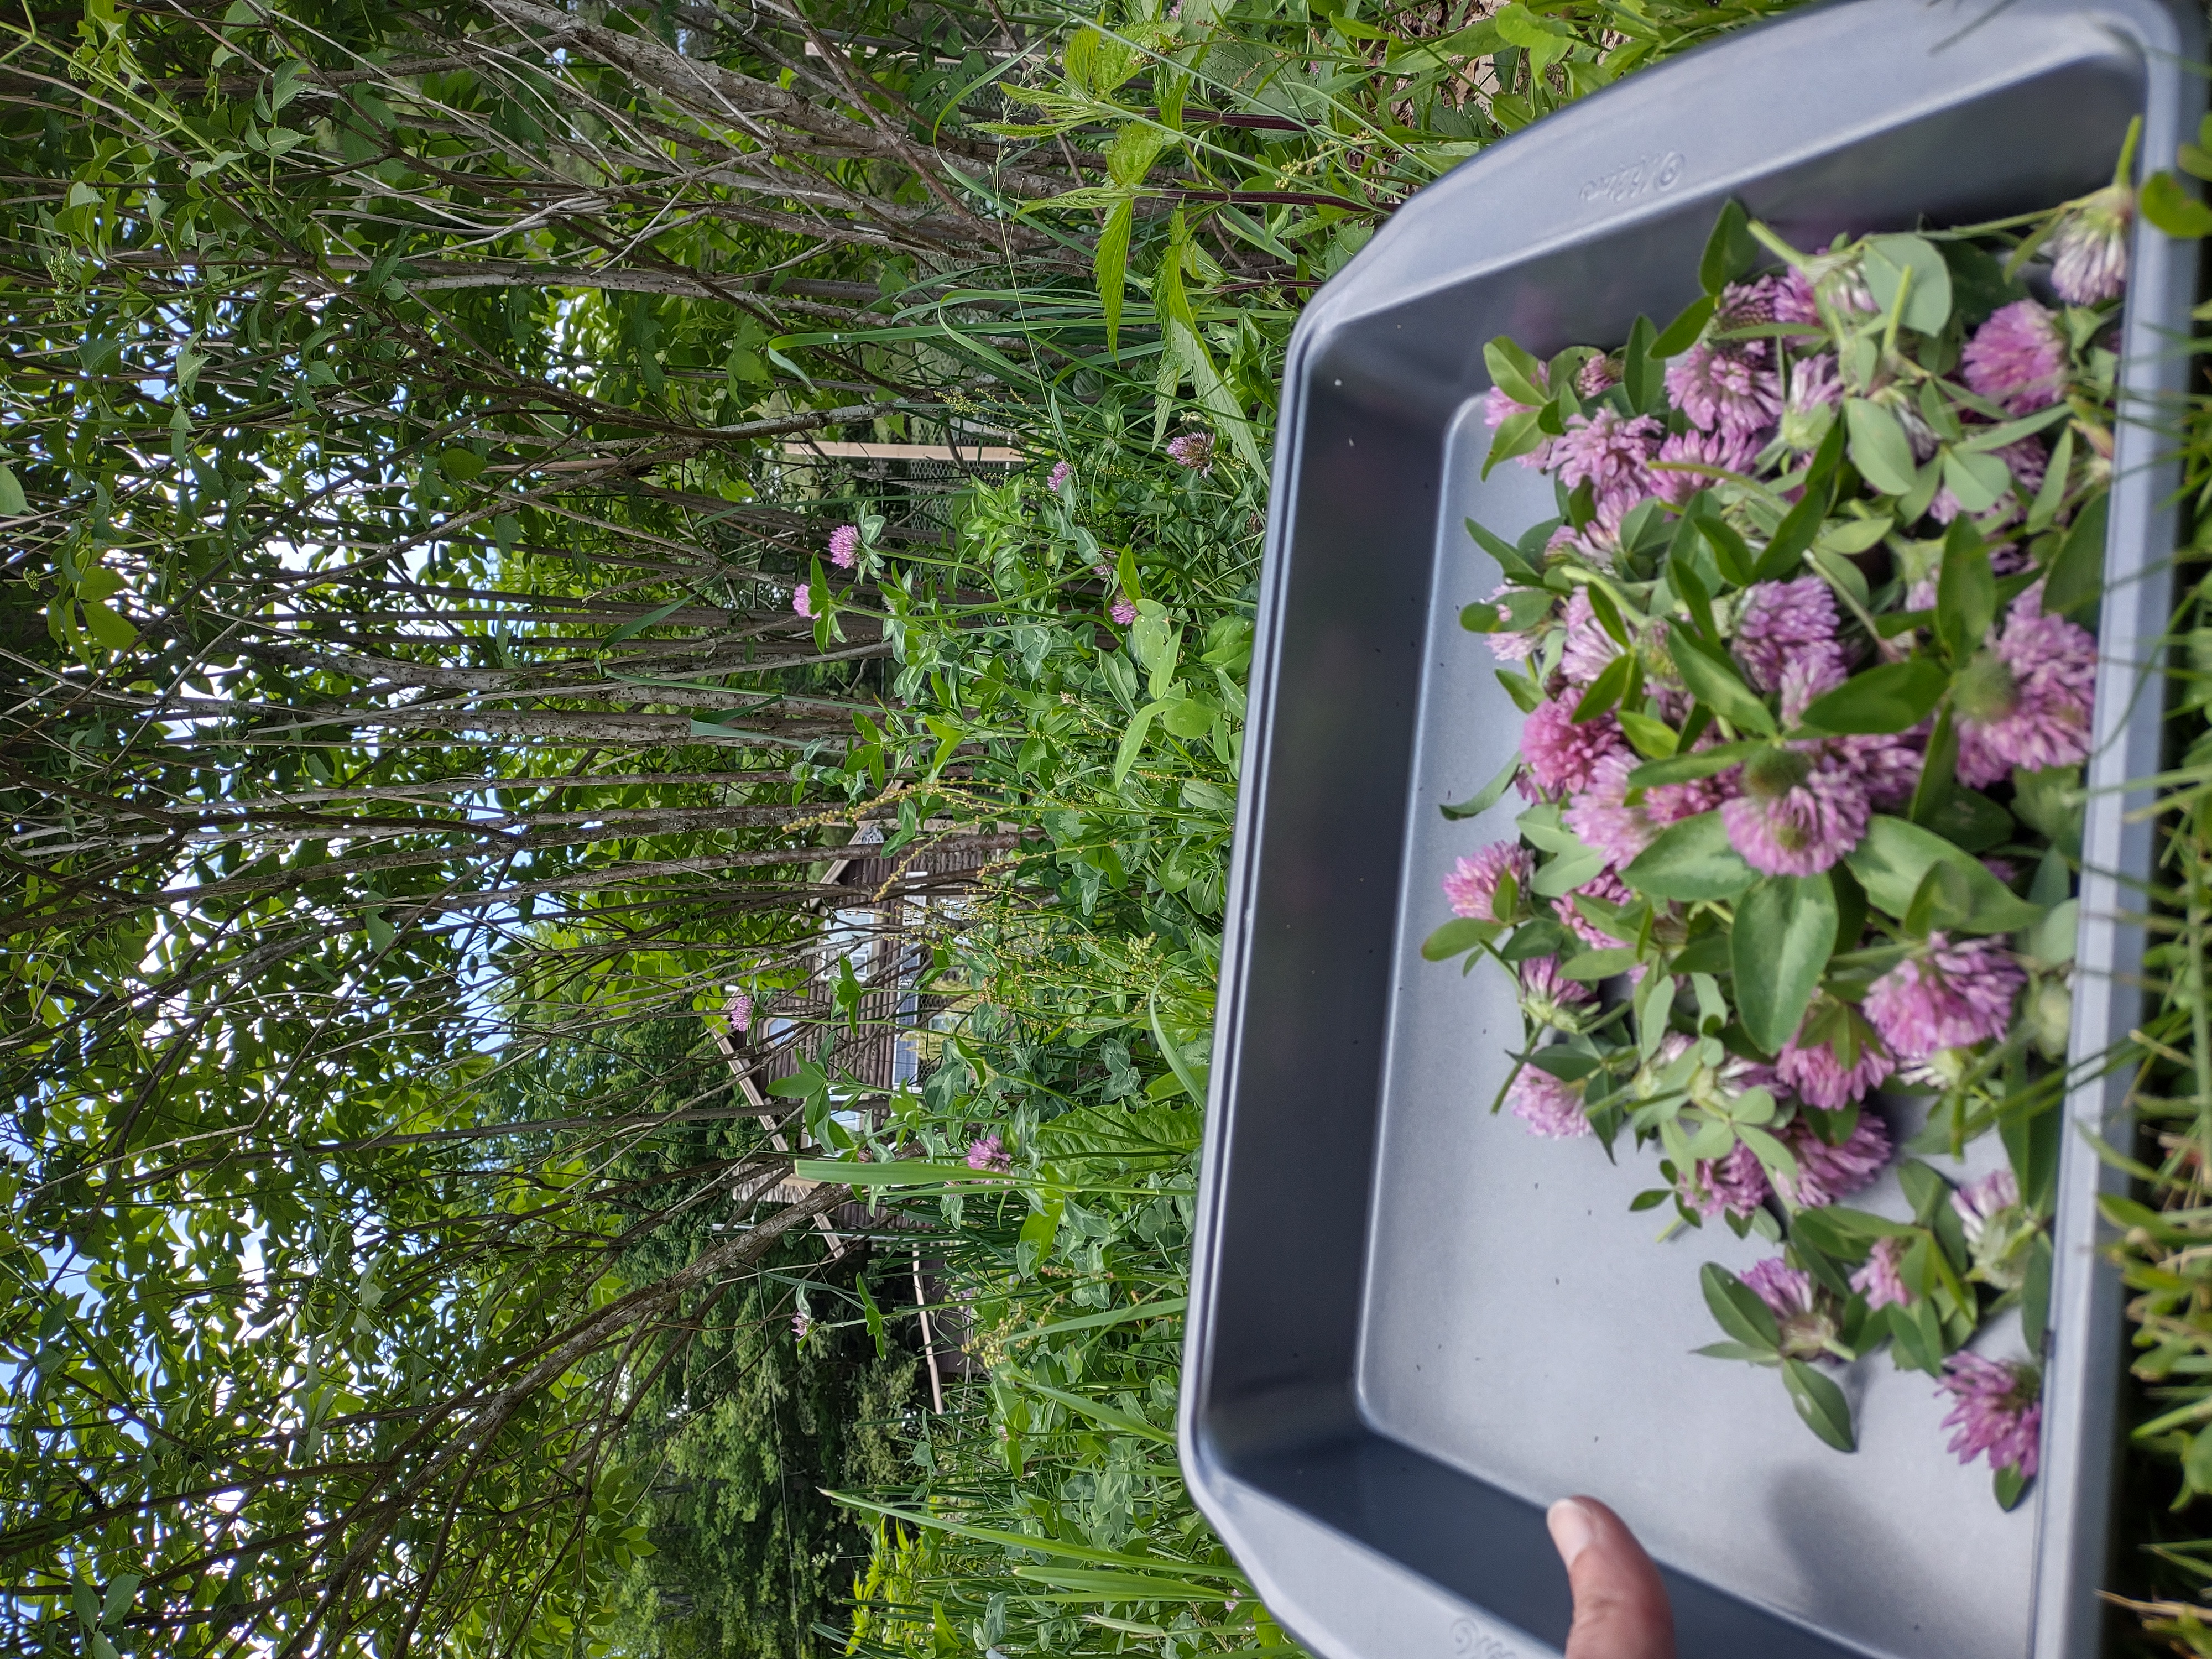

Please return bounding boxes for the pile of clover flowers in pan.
[1432,176,2132,1507]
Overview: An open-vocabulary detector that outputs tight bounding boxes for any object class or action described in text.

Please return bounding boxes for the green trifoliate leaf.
[1794,659,1950,735]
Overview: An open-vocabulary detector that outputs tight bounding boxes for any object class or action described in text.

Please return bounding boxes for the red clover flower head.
[1111,597,1138,627]
[1863,933,2025,1061]
[1577,353,1621,398]
[1677,1140,1770,1220]
[1720,749,1870,877]
[792,582,815,619]
[1778,353,1843,451]
[793,1310,814,1340]
[1776,1114,1892,1208]
[1665,340,1781,440]
[1520,695,1626,799]
[1952,1168,2039,1291]
[1652,426,1759,506]
[1850,1236,1915,1311]
[1047,460,1073,492]
[1937,1353,2042,1477]
[1551,409,1663,524]
[1507,1066,1592,1140]
[1555,869,1635,952]
[1443,841,1535,924]
[1961,299,2069,415]
[1731,577,1841,693]
[828,523,862,568]
[2047,182,2132,306]
[966,1133,1012,1173]
[1776,1013,1895,1110]
[1744,1258,1843,1360]
[1518,954,1595,1030]
[1953,583,2097,788]
[1166,431,1215,472]
[729,990,753,1035]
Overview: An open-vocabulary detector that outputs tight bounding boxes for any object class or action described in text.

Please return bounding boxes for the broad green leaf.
[1483,336,1549,408]
[1669,634,1775,736]
[2043,491,2107,617]
[1844,398,1919,496]
[1422,918,1496,960]
[1622,811,1757,901]
[1441,755,1520,820]
[1843,816,2043,933]
[1935,518,1995,661]
[1795,659,1949,735]
[1651,294,1717,359]
[1698,200,1759,295]
[0,465,25,516]
[1626,740,1762,790]
[1863,234,1952,335]
[1782,1358,1857,1452]
[2141,169,2212,238]
[1700,1263,1781,1354]
[1941,448,2012,515]
[1095,197,1134,353]
[1732,874,1839,1054]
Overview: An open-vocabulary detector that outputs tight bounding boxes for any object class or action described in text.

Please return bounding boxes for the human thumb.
[1547,1497,1674,1659]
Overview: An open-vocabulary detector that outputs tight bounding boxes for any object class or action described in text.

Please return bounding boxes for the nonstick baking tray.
[1179,2,2204,1656]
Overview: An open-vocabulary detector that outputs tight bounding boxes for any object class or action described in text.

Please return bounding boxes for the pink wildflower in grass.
[1551,409,1663,524]
[729,990,754,1035]
[1776,1016,1895,1109]
[1678,1140,1770,1220]
[1864,934,2025,1061]
[1520,695,1626,799]
[1733,576,1841,693]
[1721,748,1870,877]
[1556,868,1636,952]
[1110,597,1138,626]
[1559,588,1620,685]
[792,1310,813,1340]
[1961,299,2069,415]
[1953,583,2098,787]
[966,1133,1011,1173]
[1937,1353,2043,1477]
[1443,842,1534,923]
[1166,431,1215,471]
[1652,425,1759,506]
[1047,459,1073,492]
[1507,1066,1591,1139]
[1665,340,1781,440]
[828,523,862,568]
[792,582,815,619]
[1777,1114,1892,1208]
[1483,366,1553,469]
[1850,1235,1915,1310]
[2047,183,2132,306]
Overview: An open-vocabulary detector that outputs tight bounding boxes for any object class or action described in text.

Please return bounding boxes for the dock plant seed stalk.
[1433,155,2136,1509]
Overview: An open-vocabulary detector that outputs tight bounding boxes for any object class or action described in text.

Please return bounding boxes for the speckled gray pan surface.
[1178,2,2205,1657]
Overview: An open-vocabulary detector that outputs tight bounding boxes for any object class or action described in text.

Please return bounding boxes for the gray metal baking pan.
[1179,2,2204,1656]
